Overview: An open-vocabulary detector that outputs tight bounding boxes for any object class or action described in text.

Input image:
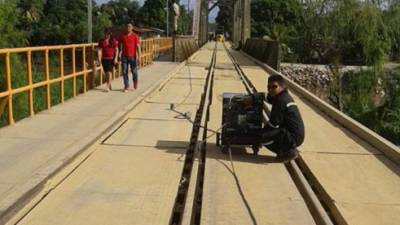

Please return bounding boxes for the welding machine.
[216,92,265,155]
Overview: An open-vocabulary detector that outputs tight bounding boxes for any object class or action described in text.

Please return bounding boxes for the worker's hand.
[136,57,141,66]
[114,58,118,66]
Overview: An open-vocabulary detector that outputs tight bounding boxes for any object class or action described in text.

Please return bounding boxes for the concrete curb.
[0,53,201,224]
[240,51,400,165]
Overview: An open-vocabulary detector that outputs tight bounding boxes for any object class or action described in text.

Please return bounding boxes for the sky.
[95,0,218,22]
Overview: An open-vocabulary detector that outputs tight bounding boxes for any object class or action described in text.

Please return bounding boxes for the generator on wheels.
[216,92,265,155]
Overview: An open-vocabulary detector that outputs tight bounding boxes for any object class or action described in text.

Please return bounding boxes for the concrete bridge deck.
[0,60,181,223]
[0,42,399,225]
[230,48,400,225]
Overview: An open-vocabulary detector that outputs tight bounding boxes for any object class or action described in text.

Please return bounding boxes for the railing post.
[144,41,147,66]
[45,49,51,109]
[141,41,144,67]
[147,40,149,65]
[82,46,87,92]
[60,48,64,103]
[143,41,146,66]
[149,40,152,64]
[150,39,153,64]
[72,47,76,96]
[89,44,95,89]
[142,42,144,68]
[5,52,14,125]
[27,51,34,116]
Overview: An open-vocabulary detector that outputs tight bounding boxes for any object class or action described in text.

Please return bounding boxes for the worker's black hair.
[268,74,285,86]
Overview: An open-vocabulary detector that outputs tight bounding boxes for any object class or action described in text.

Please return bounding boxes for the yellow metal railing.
[153,38,173,54]
[0,37,172,126]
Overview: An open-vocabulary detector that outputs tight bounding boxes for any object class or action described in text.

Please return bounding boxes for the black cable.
[216,158,259,225]
[170,108,225,134]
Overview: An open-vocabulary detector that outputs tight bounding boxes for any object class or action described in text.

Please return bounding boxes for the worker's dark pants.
[260,128,299,155]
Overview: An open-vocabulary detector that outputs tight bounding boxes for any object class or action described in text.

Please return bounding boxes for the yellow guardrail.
[153,37,173,54]
[0,37,172,126]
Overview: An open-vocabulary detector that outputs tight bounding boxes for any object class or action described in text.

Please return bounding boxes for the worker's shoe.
[276,149,299,163]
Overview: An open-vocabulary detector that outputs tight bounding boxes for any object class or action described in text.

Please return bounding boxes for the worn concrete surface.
[230,48,400,225]
[200,44,316,225]
[0,61,180,223]
[14,45,213,225]
[5,42,398,225]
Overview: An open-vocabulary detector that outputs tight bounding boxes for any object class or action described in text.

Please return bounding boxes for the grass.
[0,52,109,128]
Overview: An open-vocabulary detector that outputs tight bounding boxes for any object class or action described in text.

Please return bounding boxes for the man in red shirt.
[119,23,141,92]
[98,28,119,92]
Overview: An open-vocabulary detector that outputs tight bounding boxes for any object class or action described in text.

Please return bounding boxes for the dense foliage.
[215,0,233,36]
[0,0,192,128]
[0,0,192,48]
[244,0,400,144]
[0,2,27,47]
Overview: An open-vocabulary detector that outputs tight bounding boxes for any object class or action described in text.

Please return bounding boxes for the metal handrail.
[0,37,173,126]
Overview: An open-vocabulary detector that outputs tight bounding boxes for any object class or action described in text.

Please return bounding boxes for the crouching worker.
[261,74,305,162]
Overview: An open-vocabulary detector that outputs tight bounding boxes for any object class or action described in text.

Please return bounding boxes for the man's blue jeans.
[121,56,138,89]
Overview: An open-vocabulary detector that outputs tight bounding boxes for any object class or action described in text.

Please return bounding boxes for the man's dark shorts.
[101,59,114,72]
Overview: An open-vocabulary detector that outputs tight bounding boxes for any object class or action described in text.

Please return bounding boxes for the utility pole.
[187,0,191,35]
[88,0,93,43]
[166,0,169,36]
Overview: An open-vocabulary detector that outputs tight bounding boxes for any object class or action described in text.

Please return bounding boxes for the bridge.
[0,1,399,225]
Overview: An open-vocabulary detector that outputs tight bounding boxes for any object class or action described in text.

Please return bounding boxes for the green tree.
[384,1,400,61]
[177,6,192,35]
[215,0,233,36]
[100,0,140,26]
[279,0,390,111]
[378,69,400,143]
[249,0,399,144]
[341,70,377,121]
[31,0,89,45]
[138,0,167,29]
[353,2,390,69]
[17,0,44,38]
[93,8,113,41]
[0,2,27,48]
[250,0,301,38]
[294,0,390,67]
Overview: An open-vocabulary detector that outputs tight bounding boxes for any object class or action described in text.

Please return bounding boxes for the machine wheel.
[252,145,260,155]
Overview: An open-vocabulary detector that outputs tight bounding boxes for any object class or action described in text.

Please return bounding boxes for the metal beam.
[208,2,218,12]
[232,0,250,48]
[198,0,208,45]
